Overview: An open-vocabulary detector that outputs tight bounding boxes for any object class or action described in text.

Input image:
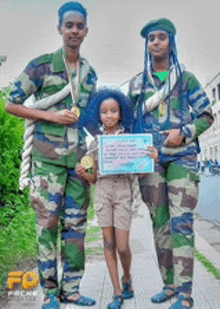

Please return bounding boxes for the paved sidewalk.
[4,204,220,309]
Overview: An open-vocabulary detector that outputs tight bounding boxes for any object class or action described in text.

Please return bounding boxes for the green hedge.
[0,89,36,293]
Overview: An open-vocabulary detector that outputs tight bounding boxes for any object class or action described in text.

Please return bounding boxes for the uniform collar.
[52,48,90,81]
[52,48,66,73]
[100,125,125,135]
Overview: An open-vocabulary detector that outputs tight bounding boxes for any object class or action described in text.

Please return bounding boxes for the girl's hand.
[76,165,87,178]
[147,146,158,162]
[163,129,185,147]
[76,165,97,184]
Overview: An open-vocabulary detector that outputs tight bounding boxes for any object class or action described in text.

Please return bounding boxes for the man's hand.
[52,110,78,125]
[163,129,185,147]
[6,102,79,124]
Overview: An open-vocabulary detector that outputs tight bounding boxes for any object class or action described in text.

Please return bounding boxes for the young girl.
[77,88,157,309]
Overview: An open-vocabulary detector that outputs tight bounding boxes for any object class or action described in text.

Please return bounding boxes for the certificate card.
[98,134,154,175]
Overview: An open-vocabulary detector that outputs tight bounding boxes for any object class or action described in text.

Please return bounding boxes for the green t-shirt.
[154,70,169,82]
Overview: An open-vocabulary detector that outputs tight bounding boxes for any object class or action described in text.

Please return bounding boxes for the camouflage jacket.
[9,48,97,167]
[128,69,213,169]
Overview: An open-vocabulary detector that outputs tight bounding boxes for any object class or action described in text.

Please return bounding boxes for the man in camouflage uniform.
[128,18,213,309]
[6,2,97,308]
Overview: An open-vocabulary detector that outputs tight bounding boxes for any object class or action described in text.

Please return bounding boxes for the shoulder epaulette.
[38,54,53,65]
[28,53,53,68]
[136,72,143,78]
[181,70,196,83]
[90,66,98,76]
[130,72,143,83]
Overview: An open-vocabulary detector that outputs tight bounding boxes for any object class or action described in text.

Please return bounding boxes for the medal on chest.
[73,106,80,118]
[159,101,167,117]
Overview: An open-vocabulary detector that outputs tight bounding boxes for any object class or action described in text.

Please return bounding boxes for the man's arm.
[178,73,214,145]
[164,73,214,147]
[6,101,78,125]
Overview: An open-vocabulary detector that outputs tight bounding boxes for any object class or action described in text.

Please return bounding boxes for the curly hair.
[80,88,134,136]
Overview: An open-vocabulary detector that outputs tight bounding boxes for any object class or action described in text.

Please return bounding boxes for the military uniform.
[129,69,213,294]
[9,48,97,296]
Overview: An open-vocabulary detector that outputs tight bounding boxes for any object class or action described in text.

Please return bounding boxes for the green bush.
[0,89,36,293]
[0,92,24,205]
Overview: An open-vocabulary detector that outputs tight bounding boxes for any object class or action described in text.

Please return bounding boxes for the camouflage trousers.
[30,161,89,296]
[139,162,200,294]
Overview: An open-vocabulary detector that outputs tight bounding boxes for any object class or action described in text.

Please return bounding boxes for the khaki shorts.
[94,176,132,231]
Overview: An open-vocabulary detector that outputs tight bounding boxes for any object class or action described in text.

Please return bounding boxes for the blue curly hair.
[80,88,134,136]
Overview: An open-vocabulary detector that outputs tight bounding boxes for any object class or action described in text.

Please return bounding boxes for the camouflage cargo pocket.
[183,170,200,211]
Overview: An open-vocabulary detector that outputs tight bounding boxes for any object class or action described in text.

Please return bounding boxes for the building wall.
[199,73,220,162]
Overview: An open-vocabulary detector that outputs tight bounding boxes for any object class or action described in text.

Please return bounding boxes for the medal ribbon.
[62,51,80,109]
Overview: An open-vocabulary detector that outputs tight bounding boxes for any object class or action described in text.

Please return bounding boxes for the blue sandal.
[107,294,123,309]
[151,286,176,303]
[169,293,194,309]
[122,278,134,299]
[42,294,60,309]
[60,293,96,306]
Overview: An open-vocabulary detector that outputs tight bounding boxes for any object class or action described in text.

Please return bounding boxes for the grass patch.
[86,226,102,243]
[86,247,103,255]
[88,185,96,221]
[195,249,220,280]
[85,225,103,256]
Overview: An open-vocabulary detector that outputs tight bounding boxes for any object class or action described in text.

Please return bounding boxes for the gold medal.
[160,102,167,117]
[73,106,80,118]
[80,155,94,169]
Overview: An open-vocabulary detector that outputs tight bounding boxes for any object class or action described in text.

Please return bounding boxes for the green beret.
[141,18,176,38]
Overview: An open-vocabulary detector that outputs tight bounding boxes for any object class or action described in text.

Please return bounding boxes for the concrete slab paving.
[195,214,220,254]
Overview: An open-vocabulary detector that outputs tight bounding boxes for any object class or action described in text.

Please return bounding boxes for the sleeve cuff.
[180,124,197,144]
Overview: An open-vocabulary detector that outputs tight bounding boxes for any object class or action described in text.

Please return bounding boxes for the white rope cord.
[19,85,70,190]
[142,66,178,114]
